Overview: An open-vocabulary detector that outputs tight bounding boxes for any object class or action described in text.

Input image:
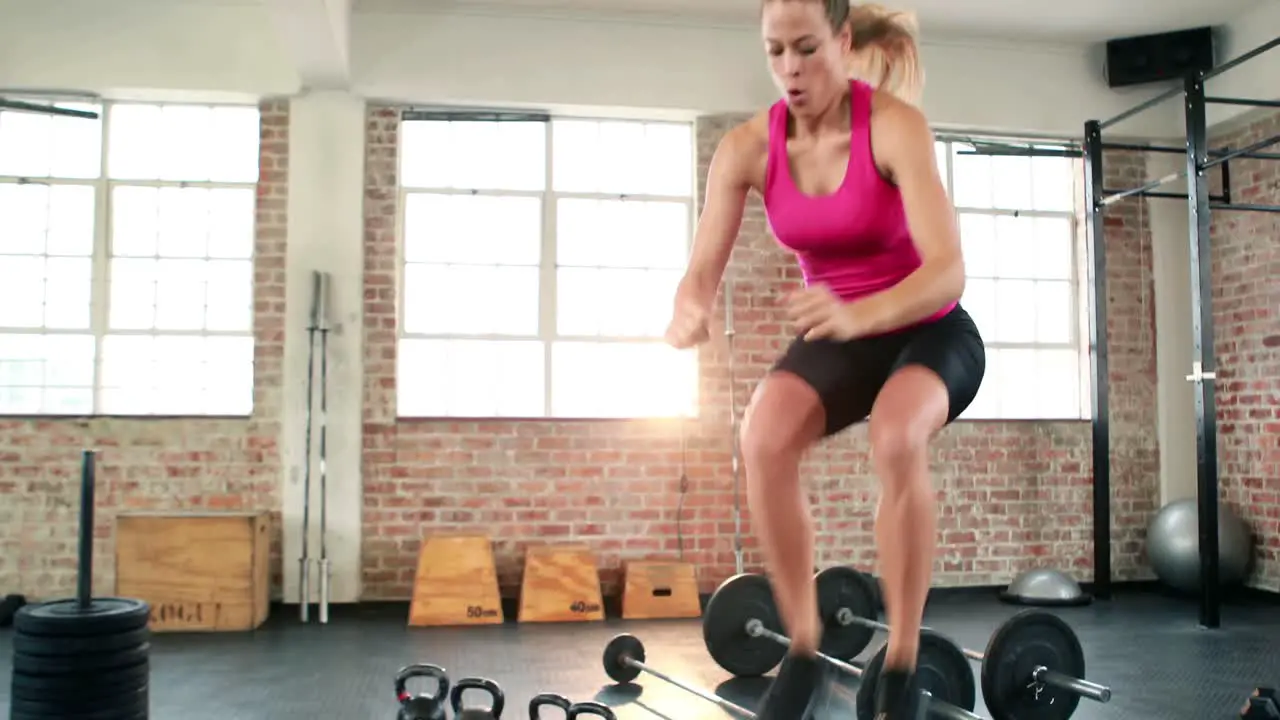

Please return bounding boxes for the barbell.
[814,567,1112,720]
[702,566,1114,720]
[603,632,981,720]
[702,572,979,719]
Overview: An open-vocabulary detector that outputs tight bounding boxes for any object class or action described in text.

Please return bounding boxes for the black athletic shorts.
[771,303,986,436]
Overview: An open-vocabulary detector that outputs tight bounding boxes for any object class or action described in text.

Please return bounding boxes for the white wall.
[281,92,367,606]
[1,0,1181,137]
[349,9,1185,136]
[1203,1,1280,130]
[1145,152,1197,506]
[0,0,299,102]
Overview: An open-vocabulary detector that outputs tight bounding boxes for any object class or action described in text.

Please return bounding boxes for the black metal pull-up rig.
[1082,34,1280,631]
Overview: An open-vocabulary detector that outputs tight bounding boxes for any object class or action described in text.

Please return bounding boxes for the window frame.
[0,98,261,418]
[394,111,698,420]
[935,135,1091,422]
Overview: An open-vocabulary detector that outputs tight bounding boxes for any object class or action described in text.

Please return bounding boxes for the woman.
[663,1,985,717]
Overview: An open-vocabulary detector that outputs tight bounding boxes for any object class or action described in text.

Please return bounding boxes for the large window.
[397,114,697,419]
[936,139,1087,420]
[0,100,260,417]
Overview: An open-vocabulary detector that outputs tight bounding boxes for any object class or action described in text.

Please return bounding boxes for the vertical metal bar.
[1183,74,1221,629]
[1221,156,1232,204]
[1082,120,1111,600]
[78,450,96,608]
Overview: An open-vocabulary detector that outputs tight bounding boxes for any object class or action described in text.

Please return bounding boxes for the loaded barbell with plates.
[604,632,981,720]
[9,450,153,720]
[813,566,1114,720]
[702,573,979,718]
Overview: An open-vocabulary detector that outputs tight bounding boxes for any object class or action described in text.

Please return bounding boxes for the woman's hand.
[664,294,712,349]
[787,285,866,341]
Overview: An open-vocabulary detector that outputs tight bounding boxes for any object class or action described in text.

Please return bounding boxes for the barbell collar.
[1033,666,1113,703]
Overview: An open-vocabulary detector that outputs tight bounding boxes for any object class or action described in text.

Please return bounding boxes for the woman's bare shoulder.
[715,109,772,187]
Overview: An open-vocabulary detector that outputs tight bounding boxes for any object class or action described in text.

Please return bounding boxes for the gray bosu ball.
[1000,568,1093,606]
[1147,498,1254,594]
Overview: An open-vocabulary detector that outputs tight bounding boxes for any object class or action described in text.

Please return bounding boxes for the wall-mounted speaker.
[1104,26,1216,88]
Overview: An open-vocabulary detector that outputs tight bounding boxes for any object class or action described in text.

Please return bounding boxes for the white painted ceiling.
[352,0,1270,43]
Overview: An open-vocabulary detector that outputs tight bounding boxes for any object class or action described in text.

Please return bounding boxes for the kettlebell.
[567,701,616,719]
[394,663,449,720]
[450,676,506,719]
[529,686,570,712]
[528,692,571,718]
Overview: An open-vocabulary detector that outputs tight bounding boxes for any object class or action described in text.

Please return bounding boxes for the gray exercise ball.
[1147,498,1254,594]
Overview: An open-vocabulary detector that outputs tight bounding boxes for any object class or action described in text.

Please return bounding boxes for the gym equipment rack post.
[1083,33,1280,627]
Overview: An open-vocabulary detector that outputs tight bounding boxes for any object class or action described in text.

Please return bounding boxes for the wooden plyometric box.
[115,511,271,633]
[622,560,702,620]
[408,534,504,627]
[518,544,604,623]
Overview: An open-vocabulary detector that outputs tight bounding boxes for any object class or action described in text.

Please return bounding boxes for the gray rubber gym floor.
[3,588,1278,719]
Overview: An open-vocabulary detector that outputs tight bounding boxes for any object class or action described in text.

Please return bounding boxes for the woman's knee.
[867,418,928,477]
[868,366,948,479]
[740,372,825,468]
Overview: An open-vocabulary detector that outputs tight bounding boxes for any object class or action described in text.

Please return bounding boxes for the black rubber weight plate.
[814,566,878,660]
[13,626,149,656]
[854,631,976,720]
[701,573,788,677]
[916,629,977,712]
[14,643,150,675]
[603,634,644,684]
[9,687,148,717]
[980,610,1085,720]
[855,641,885,720]
[15,598,150,637]
[11,661,150,700]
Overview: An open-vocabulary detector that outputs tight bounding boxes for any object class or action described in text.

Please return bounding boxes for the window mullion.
[541,120,556,418]
[91,103,113,414]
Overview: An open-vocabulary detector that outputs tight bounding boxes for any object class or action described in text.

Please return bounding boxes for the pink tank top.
[762,80,955,329]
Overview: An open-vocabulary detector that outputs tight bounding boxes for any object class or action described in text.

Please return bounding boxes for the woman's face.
[762,0,850,114]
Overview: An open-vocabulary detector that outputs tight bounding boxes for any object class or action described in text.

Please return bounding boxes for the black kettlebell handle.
[567,701,617,719]
[394,663,449,703]
[529,692,571,718]
[450,676,506,717]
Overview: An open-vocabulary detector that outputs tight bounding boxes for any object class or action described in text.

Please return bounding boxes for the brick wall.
[0,99,289,601]
[358,106,1160,600]
[1209,110,1280,592]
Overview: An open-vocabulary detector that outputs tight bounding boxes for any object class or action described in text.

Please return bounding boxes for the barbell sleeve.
[925,692,985,720]
[745,620,865,677]
[1033,667,1113,702]
[622,654,755,718]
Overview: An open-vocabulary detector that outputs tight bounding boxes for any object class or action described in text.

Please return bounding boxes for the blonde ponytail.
[845,4,925,106]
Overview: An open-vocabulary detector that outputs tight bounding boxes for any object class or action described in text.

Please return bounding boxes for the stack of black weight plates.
[9,597,151,720]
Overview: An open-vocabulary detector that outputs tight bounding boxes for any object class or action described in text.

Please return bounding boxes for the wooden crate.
[408,535,504,627]
[115,511,271,632]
